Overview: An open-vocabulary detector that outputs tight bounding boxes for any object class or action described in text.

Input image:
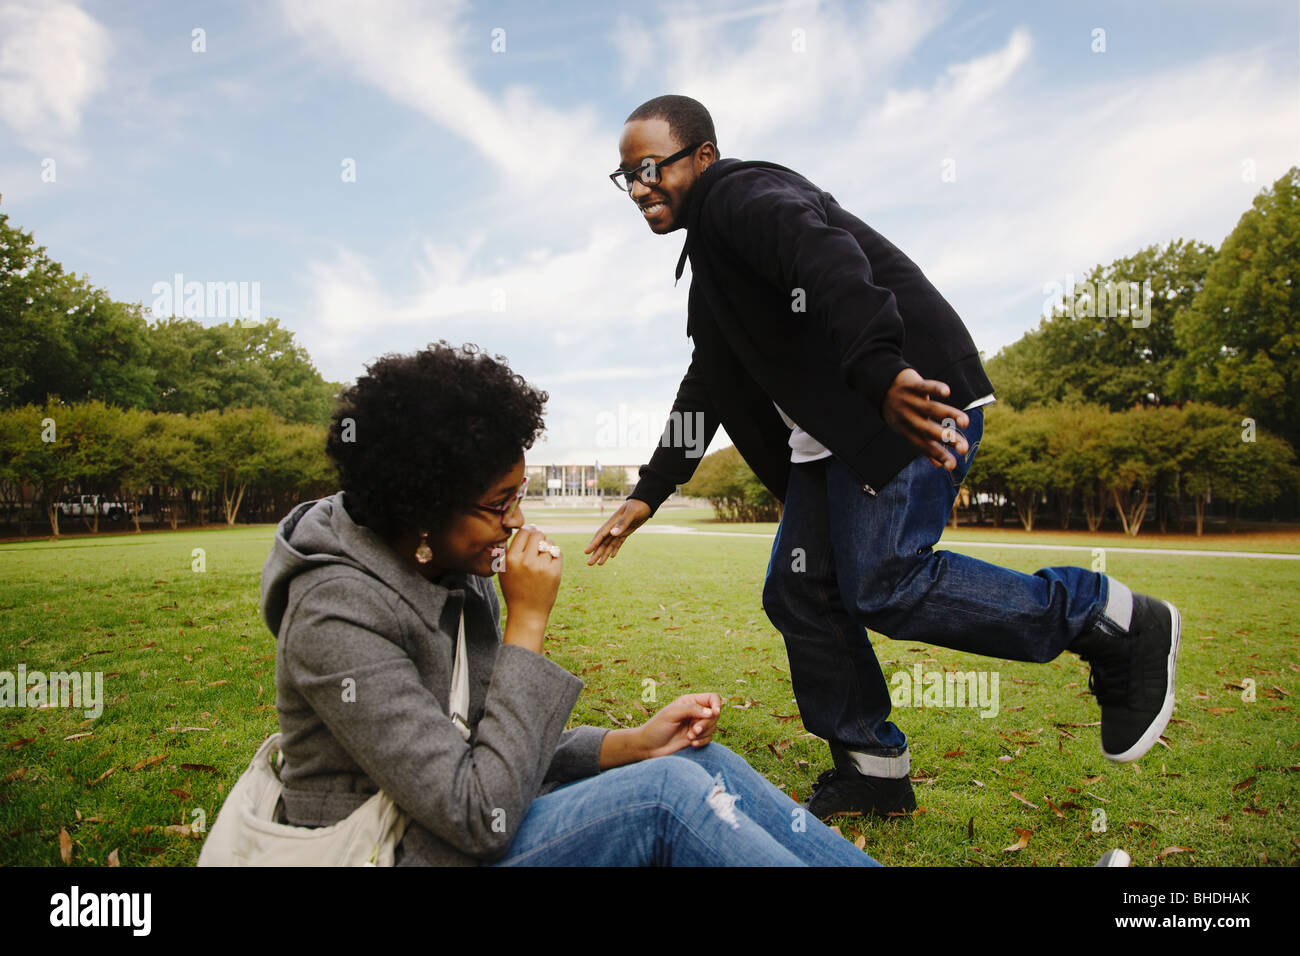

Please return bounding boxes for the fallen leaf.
[1010,792,1039,809]
[130,754,166,771]
[87,766,116,787]
[5,767,28,782]
[854,835,866,850]
[1204,707,1236,715]
[6,737,35,751]
[106,848,120,867]
[943,749,966,758]
[59,828,72,864]
[179,763,217,773]
[63,732,93,742]
[1232,776,1257,792]
[1003,828,1032,852]
[1158,845,1193,859]
[1043,796,1065,818]
[168,788,190,800]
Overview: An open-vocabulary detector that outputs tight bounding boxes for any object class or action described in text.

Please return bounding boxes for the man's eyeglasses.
[472,476,528,521]
[609,142,704,192]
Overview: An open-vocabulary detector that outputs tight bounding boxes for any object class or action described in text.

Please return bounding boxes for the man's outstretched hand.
[585,498,651,566]
[881,367,969,470]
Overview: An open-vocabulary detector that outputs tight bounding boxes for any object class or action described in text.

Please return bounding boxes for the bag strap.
[449,608,471,740]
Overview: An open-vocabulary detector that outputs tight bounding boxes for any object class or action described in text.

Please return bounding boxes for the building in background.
[525,463,642,505]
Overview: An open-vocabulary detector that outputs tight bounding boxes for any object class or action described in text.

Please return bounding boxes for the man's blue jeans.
[761,406,1111,776]
[491,743,879,866]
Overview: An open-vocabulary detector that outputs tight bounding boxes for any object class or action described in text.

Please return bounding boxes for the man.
[586,94,1180,819]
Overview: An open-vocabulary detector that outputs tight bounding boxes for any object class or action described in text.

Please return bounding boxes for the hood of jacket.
[260,492,467,641]
[674,156,805,285]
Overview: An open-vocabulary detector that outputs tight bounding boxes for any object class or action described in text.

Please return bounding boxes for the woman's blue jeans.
[761,406,1110,776]
[491,742,879,866]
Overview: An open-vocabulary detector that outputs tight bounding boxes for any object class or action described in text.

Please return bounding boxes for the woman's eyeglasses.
[471,476,528,521]
[609,142,704,192]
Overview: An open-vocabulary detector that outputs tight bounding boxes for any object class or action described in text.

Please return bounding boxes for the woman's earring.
[414,531,433,565]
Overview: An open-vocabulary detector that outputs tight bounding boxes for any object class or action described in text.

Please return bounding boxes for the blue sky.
[2,0,1296,466]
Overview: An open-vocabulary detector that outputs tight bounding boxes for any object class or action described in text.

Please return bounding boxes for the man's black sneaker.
[1071,592,1181,763]
[803,744,917,820]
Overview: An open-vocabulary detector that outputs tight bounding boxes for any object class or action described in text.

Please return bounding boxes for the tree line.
[0,401,334,536]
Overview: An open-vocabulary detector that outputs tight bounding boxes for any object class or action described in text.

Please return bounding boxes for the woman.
[261,341,878,866]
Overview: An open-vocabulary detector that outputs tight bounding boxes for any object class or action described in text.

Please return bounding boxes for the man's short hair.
[625,94,718,153]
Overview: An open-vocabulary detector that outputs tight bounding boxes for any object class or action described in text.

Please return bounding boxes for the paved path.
[540,523,1300,560]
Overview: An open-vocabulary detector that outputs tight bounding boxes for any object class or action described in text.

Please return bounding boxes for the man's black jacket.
[628,157,995,513]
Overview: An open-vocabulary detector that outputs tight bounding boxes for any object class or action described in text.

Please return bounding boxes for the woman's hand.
[636,692,722,759]
[499,526,562,652]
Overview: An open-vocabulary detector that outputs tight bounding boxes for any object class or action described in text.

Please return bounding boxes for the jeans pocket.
[947,437,979,491]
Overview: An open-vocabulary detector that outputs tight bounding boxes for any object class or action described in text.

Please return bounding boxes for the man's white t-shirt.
[774,393,995,463]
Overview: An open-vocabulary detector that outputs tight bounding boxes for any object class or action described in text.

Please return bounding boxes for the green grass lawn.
[1,522,1297,866]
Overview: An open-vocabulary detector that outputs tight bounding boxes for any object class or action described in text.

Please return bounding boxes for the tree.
[194,407,281,525]
[1045,403,1111,530]
[596,468,629,498]
[681,445,781,522]
[965,403,1014,527]
[0,215,155,410]
[5,401,75,535]
[1173,167,1300,452]
[60,401,135,533]
[985,238,1215,412]
[144,316,341,426]
[1001,407,1054,531]
[1101,406,1183,537]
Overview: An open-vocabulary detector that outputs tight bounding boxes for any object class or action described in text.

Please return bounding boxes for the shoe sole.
[1104,600,1180,763]
[1094,848,1132,867]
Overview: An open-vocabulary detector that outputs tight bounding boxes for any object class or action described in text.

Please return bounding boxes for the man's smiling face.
[617,117,716,234]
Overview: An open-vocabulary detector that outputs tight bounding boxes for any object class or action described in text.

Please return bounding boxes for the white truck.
[57,494,133,523]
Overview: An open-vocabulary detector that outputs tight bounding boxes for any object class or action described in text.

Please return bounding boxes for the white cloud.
[280,0,605,186]
[0,0,109,155]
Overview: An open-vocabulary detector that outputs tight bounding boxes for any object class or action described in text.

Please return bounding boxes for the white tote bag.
[196,732,410,866]
[198,611,471,866]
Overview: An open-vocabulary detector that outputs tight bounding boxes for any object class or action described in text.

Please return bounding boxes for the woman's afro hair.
[326,341,547,538]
